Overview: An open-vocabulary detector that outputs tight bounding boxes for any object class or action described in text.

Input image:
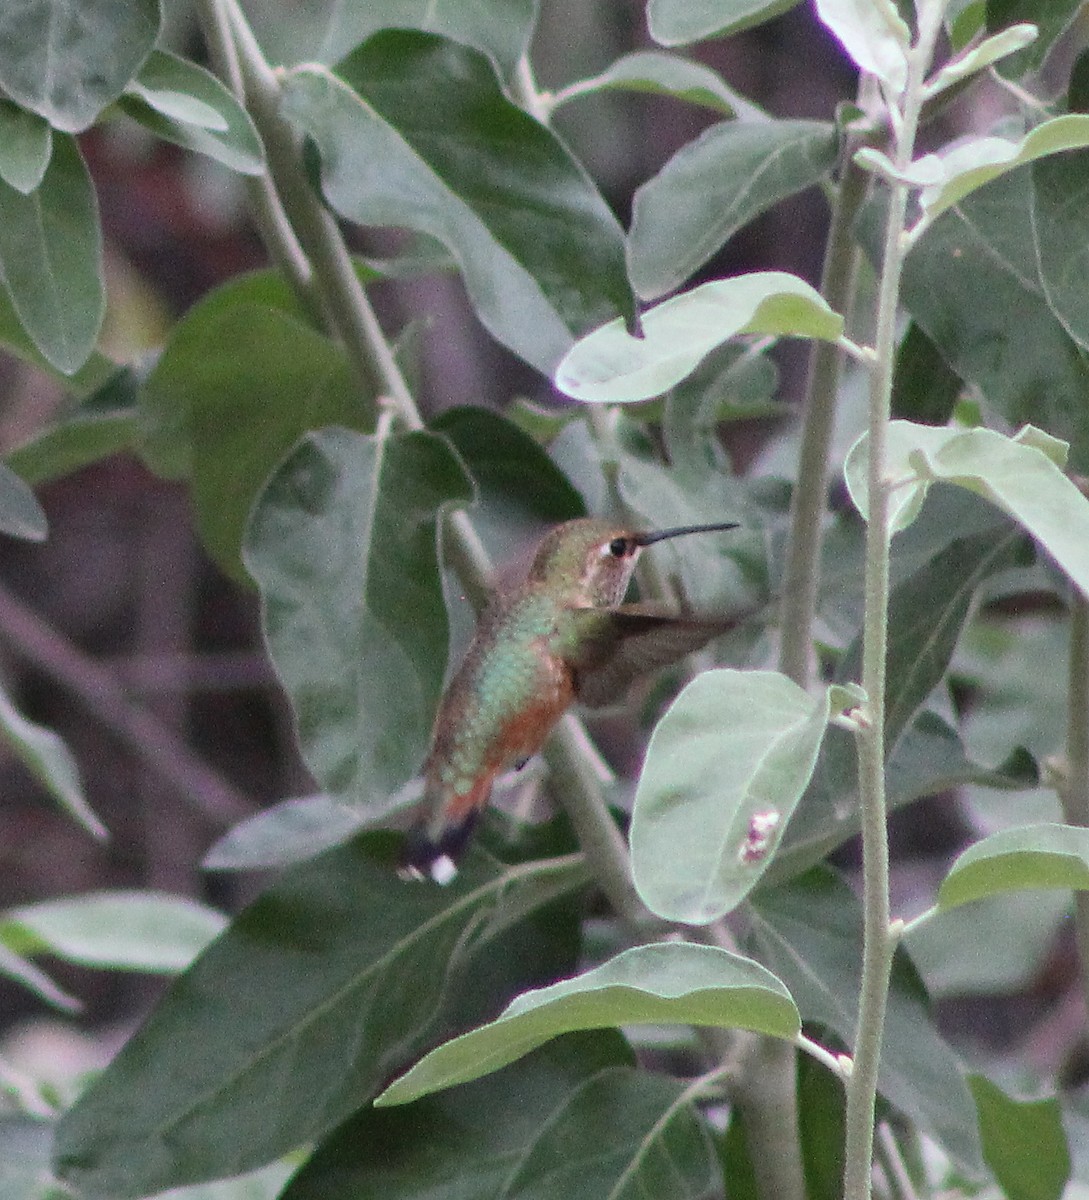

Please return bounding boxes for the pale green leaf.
[202,796,373,871]
[0,941,78,1011]
[554,272,843,403]
[937,823,1089,910]
[813,0,910,95]
[0,134,104,375]
[0,891,226,974]
[376,942,800,1105]
[0,0,159,132]
[551,50,744,115]
[120,51,264,176]
[0,102,51,194]
[316,0,536,77]
[628,120,838,300]
[924,24,1038,98]
[912,115,1089,224]
[631,670,830,924]
[647,0,804,46]
[129,62,226,130]
[845,421,1089,597]
[0,685,105,839]
[0,463,47,541]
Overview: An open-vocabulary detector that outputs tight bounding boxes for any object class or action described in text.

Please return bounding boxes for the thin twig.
[0,581,252,826]
[1060,595,1089,1005]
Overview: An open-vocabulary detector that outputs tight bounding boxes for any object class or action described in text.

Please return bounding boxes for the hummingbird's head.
[527,517,740,608]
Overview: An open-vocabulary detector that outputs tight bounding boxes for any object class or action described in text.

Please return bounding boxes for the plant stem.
[544,716,656,931]
[1060,595,1089,1004]
[193,0,323,328]
[733,1037,808,1200]
[753,93,873,1200]
[875,1123,921,1200]
[796,1032,850,1077]
[843,10,943,1194]
[778,155,868,685]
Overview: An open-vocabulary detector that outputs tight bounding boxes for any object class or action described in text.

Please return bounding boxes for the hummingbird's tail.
[398,810,480,885]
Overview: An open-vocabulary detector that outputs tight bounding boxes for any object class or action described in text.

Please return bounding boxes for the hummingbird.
[401,516,740,883]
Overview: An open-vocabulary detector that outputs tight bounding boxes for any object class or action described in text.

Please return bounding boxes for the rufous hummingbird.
[401,517,740,882]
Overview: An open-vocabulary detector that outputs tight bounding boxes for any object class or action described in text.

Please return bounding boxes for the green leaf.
[749,868,984,1172]
[937,823,1089,910]
[629,120,838,300]
[906,887,1067,996]
[0,462,46,541]
[813,0,911,95]
[987,0,1083,78]
[835,527,1026,748]
[552,50,745,115]
[665,342,782,450]
[772,711,1037,885]
[0,134,104,375]
[0,287,116,396]
[1033,150,1089,353]
[949,2,987,51]
[0,891,226,974]
[0,941,78,1011]
[202,796,371,871]
[555,272,843,403]
[244,428,474,809]
[140,301,366,580]
[892,322,963,424]
[137,267,368,478]
[631,670,830,924]
[0,684,106,839]
[846,422,1089,598]
[0,102,51,194]
[900,116,1089,225]
[53,838,589,1196]
[284,1036,721,1200]
[430,405,585,523]
[880,168,1089,468]
[377,942,800,1106]
[281,32,634,374]
[0,0,159,132]
[969,1075,1070,1200]
[647,0,804,45]
[6,366,140,485]
[797,1053,847,1200]
[316,0,537,77]
[924,24,1038,98]
[0,1117,55,1200]
[120,51,264,176]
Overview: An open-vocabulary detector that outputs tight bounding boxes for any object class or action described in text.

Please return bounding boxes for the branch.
[0,582,252,826]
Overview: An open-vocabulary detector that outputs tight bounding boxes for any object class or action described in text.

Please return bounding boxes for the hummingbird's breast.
[424,589,576,820]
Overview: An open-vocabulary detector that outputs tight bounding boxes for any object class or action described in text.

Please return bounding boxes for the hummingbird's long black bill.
[631,521,739,548]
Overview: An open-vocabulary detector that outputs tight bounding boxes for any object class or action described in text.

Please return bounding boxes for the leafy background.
[3,1,1089,1199]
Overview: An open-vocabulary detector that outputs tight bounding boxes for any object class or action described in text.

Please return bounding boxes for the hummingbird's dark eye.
[608,537,630,558]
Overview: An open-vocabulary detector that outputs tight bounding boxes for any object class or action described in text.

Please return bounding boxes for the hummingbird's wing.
[565,603,738,708]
